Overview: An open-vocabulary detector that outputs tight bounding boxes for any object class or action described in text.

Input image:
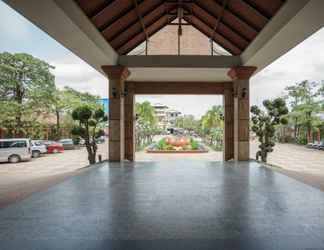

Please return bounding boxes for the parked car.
[59,139,75,150]
[0,138,32,163]
[316,141,324,150]
[32,140,55,147]
[306,142,318,149]
[46,142,64,154]
[31,140,47,158]
[306,141,324,150]
[96,136,105,144]
[79,138,85,145]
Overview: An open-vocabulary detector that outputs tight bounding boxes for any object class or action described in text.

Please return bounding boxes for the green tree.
[200,105,224,147]
[285,80,323,143]
[135,101,157,149]
[251,98,288,162]
[175,115,198,134]
[50,86,100,139]
[71,105,107,164]
[0,52,55,136]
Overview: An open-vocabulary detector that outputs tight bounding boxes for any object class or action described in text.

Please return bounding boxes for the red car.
[46,141,64,154]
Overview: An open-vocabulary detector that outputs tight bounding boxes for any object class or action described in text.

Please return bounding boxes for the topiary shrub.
[251,98,288,163]
[71,105,107,164]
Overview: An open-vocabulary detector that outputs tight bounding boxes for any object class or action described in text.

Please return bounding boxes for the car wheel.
[8,155,20,163]
[32,150,41,158]
[53,149,59,154]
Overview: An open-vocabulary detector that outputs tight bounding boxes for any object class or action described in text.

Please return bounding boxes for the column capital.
[102,65,130,80]
[227,66,257,80]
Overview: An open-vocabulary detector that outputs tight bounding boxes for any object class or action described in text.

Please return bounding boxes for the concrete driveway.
[250,141,324,191]
[0,142,108,208]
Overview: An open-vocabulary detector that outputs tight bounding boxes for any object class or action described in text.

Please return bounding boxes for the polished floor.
[0,160,324,250]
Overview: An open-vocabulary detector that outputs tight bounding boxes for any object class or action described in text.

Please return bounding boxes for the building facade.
[153,103,181,130]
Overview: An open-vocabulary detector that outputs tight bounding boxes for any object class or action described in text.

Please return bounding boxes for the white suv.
[0,138,32,163]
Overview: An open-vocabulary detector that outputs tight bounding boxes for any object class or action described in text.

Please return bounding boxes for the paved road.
[250,141,324,191]
[250,141,324,174]
[0,142,108,208]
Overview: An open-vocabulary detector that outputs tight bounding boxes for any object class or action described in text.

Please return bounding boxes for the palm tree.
[201,105,224,146]
[135,101,157,149]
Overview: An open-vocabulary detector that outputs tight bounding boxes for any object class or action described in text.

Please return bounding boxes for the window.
[0,140,27,149]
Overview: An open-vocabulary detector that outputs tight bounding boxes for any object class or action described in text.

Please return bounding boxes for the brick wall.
[129,24,230,55]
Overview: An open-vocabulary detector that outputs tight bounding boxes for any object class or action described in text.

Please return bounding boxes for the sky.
[1,1,324,119]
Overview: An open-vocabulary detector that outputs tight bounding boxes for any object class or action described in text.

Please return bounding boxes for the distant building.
[97,98,109,114]
[166,109,182,128]
[153,103,181,130]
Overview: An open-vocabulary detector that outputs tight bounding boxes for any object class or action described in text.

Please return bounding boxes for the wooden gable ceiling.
[76,0,285,55]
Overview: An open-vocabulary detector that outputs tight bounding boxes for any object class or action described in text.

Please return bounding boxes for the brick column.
[102,66,130,162]
[223,84,234,161]
[228,66,256,161]
[124,82,135,161]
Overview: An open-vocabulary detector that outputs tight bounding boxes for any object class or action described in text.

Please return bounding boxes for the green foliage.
[284,80,324,144]
[0,52,55,135]
[251,98,288,162]
[199,105,224,149]
[71,105,107,164]
[190,138,199,150]
[175,115,198,132]
[0,52,101,140]
[135,101,158,150]
[157,138,167,150]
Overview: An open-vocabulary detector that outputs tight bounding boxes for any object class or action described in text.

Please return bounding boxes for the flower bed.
[146,136,208,153]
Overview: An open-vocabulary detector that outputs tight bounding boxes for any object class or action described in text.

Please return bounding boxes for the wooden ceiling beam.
[241,0,283,19]
[111,3,169,50]
[189,3,249,50]
[133,0,149,49]
[118,15,177,55]
[221,0,268,30]
[128,81,231,95]
[183,15,241,55]
[76,0,114,18]
[102,0,163,41]
[91,0,135,31]
[196,0,257,41]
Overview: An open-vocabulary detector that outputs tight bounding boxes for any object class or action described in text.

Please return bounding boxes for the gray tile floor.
[1,160,324,250]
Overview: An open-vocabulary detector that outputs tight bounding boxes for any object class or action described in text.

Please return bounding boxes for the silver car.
[31,140,47,158]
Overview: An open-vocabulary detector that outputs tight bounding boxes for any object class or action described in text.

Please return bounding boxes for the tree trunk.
[15,75,24,137]
[293,118,298,142]
[56,110,61,139]
[307,129,312,143]
[261,153,267,163]
[86,144,96,165]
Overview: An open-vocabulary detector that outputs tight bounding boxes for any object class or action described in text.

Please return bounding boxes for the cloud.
[251,27,324,106]
[50,56,108,98]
